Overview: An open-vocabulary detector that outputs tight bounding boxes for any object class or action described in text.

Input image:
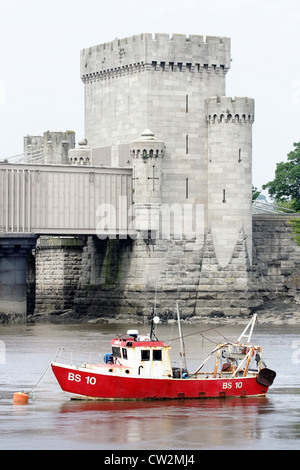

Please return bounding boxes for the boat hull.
[51,363,269,400]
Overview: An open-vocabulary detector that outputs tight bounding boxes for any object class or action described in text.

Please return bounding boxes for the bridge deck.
[0,163,133,236]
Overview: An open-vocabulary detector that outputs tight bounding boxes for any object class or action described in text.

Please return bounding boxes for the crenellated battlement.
[81,33,231,81]
[131,129,165,160]
[206,96,255,124]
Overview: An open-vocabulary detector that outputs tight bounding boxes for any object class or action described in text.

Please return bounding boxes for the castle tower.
[130,129,165,235]
[23,130,76,164]
[77,33,256,319]
[206,96,254,266]
[81,33,231,210]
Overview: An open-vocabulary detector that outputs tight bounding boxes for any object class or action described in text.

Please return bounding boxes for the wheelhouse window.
[141,350,150,361]
[112,346,121,358]
[153,349,162,361]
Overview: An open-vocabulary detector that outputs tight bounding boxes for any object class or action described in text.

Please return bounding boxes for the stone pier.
[34,236,85,314]
[0,235,37,322]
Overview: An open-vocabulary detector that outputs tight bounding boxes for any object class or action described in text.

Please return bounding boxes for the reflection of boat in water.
[57,396,271,450]
[59,395,270,415]
[51,309,276,401]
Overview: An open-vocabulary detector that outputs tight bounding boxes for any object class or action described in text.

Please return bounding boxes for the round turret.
[68,139,92,165]
[206,96,254,266]
[130,130,165,235]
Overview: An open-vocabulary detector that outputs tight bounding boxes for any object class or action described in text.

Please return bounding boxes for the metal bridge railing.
[1,149,44,165]
[252,200,296,214]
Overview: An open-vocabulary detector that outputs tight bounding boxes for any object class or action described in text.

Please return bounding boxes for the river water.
[0,319,300,450]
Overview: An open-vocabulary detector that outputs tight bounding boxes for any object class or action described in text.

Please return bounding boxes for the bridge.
[1,161,296,239]
[0,161,134,319]
[0,162,133,237]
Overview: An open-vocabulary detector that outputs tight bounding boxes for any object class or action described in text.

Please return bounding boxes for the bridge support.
[0,235,37,322]
[34,236,85,314]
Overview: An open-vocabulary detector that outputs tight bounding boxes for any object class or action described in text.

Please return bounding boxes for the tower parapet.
[207,96,254,124]
[81,33,231,82]
[68,139,92,165]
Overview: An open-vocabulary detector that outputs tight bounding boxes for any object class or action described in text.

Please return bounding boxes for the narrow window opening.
[186,135,188,154]
[186,94,189,113]
[222,189,226,203]
[186,178,189,199]
[238,149,242,163]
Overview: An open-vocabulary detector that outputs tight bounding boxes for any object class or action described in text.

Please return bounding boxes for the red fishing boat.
[51,309,276,401]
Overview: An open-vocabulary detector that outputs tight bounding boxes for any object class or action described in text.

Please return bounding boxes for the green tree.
[288,218,300,246]
[252,185,261,201]
[262,141,300,212]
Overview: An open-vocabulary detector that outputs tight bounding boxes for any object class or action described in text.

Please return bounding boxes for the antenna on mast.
[176,302,187,376]
[150,306,160,341]
[150,281,160,341]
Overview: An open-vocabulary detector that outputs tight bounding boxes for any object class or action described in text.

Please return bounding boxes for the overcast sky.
[1,0,299,193]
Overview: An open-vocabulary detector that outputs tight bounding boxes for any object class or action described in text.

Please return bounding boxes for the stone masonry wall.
[35,237,84,313]
[194,228,253,318]
[74,235,204,321]
[74,230,252,322]
[252,215,300,304]
[73,215,300,322]
[31,216,300,322]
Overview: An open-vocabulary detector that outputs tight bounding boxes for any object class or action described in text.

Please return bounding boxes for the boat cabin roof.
[111,338,167,348]
[111,330,168,349]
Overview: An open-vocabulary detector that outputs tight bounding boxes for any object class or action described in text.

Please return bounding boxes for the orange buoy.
[13,392,29,404]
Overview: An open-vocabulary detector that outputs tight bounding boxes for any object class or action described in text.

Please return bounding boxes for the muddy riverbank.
[24,299,300,326]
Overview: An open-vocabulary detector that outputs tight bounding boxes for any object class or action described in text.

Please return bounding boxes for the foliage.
[252,185,261,201]
[262,142,300,212]
[288,218,300,246]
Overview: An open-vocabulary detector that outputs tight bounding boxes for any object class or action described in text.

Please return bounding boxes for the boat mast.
[150,282,159,341]
[237,314,257,344]
[176,303,187,374]
[150,306,159,341]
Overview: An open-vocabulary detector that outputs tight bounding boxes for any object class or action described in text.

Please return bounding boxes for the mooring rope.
[27,363,51,396]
